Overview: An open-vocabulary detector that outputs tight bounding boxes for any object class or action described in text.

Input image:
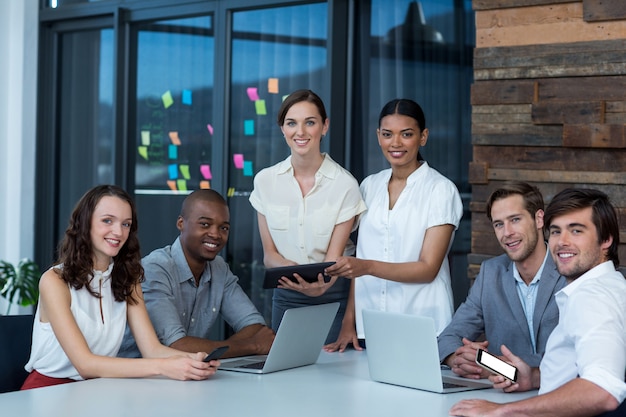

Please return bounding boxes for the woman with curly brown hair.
[22,185,218,390]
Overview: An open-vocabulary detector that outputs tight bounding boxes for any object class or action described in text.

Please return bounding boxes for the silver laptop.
[219,302,339,374]
[362,309,493,393]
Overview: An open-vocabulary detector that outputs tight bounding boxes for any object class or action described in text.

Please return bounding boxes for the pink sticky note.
[268,78,279,94]
[200,164,212,180]
[207,124,214,135]
[246,87,260,101]
[233,154,244,169]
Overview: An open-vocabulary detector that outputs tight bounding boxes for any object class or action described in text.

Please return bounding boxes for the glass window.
[133,15,215,255]
[227,2,329,321]
[57,28,114,239]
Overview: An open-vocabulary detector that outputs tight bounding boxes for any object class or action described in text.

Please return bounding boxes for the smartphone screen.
[475,349,517,382]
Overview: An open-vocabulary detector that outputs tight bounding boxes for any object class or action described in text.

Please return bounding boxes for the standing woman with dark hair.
[249,89,366,343]
[22,185,217,390]
[323,98,463,352]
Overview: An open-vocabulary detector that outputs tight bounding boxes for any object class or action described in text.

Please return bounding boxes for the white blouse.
[25,263,127,380]
[355,162,463,338]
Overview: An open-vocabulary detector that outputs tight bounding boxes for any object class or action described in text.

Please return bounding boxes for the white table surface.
[0,349,537,417]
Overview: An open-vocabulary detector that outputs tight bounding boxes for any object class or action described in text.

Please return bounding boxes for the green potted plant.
[0,258,40,315]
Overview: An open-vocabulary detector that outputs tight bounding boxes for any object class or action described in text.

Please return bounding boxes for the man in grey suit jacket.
[438,181,567,379]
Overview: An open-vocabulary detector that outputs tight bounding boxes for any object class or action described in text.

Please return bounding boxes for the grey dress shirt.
[118,237,265,357]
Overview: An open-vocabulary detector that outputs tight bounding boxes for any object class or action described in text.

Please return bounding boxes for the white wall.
[0,0,39,314]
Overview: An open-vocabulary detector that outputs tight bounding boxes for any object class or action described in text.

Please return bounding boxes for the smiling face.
[377,113,427,170]
[490,194,543,263]
[90,196,132,270]
[548,207,612,280]
[177,198,230,274]
[281,101,328,156]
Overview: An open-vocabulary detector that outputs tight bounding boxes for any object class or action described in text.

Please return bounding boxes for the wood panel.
[469,0,626,281]
[583,0,626,22]
[476,3,626,48]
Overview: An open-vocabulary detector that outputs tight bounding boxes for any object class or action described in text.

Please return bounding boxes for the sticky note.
[167,180,177,191]
[255,100,267,115]
[268,78,279,94]
[207,124,214,135]
[169,131,181,145]
[179,164,190,180]
[168,164,178,180]
[138,146,148,160]
[182,90,192,105]
[200,164,212,180]
[243,160,253,177]
[233,154,244,169]
[168,144,178,159]
[246,87,260,101]
[282,94,289,102]
[244,119,254,135]
[227,187,235,197]
[177,179,187,191]
[200,181,211,189]
[141,131,150,146]
[162,91,174,109]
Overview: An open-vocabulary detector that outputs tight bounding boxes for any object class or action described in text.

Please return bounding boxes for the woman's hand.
[277,273,338,297]
[160,351,218,381]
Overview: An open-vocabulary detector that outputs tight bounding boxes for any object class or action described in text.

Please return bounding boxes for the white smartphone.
[475,349,518,382]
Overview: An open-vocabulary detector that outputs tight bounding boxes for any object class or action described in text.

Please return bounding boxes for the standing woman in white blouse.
[22,185,217,390]
[322,98,463,352]
[249,89,366,343]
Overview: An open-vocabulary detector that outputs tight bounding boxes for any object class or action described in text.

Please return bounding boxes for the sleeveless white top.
[25,263,127,380]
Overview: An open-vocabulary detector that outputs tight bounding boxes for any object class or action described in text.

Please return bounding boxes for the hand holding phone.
[203,345,229,362]
[475,349,517,382]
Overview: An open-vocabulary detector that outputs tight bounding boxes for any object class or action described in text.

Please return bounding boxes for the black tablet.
[263,262,336,289]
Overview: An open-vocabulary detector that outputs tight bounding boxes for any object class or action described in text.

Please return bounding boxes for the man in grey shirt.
[438,181,566,378]
[119,189,274,358]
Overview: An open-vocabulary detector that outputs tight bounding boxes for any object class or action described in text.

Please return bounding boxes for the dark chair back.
[0,314,34,393]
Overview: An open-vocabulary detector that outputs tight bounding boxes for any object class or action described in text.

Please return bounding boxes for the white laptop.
[362,309,493,393]
[219,302,339,374]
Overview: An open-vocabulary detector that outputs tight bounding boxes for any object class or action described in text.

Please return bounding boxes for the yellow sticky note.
[255,100,267,115]
[162,91,174,109]
[227,187,235,197]
[179,164,190,180]
[141,131,150,146]
[200,181,211,189]
[177,179,187,191]
[138,146,148,160]
[169,131,181,145]
[268,78,279,94]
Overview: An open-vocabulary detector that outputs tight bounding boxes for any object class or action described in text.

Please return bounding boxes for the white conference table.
[0,350,537,417]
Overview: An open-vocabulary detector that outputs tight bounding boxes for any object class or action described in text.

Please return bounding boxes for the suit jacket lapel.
[503,259,530,338]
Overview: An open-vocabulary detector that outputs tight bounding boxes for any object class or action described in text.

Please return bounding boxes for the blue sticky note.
[168,164,178,180]
[182,90,192,105]
[243,160,253,177]
[244,119,254,135]
[168,144,178,159]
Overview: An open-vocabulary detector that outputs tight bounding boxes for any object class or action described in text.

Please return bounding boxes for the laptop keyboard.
[443,381,468,389]
[240,361,266,370]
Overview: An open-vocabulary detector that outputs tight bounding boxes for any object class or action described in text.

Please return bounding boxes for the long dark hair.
[55,184,144,303]
[378,98,426,161]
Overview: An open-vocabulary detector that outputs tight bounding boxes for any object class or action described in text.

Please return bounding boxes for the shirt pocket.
[266,205,290,231]
[311,207,336,237]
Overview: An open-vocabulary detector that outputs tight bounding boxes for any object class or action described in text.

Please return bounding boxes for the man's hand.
[488,344,537,393]
[445,338,489,379]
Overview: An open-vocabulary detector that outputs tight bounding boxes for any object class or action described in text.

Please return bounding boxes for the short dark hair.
[180,189,228,220]
[544,188,620,268]
[276,89,327,126]
[486,181,544,222]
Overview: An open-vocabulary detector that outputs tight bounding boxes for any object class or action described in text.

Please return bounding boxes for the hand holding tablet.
[263,262,336,289]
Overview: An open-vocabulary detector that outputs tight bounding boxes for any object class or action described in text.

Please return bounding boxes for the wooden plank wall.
[469,0,626,279]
